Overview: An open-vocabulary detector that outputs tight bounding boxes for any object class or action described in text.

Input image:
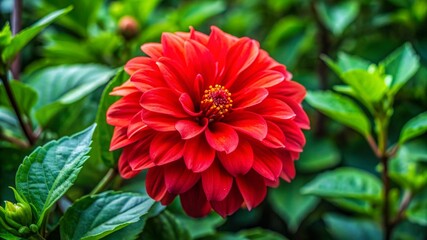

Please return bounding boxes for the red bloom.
[107,26,309,218]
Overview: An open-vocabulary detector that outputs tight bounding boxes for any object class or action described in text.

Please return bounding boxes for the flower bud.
[0,188,35,237]
[118,16,139,40]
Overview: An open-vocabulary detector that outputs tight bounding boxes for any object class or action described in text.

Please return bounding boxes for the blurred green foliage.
[1,0,427,239]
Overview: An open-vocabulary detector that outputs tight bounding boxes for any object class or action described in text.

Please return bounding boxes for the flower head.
[107,26,309,217]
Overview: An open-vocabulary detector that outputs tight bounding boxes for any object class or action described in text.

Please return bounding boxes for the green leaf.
[381,43,420,94]
[316,1,360,35]
[297,137,340,172]
[301,167,382,201]
[0,81,38,117]
[176,213,225,239]
[238,228,288,240]
[90,69,127,168]
[60,191,154,240]
[399,112,427,144]
[15,124,96,226]
[323,214,382,240]
[0,23,12,49]
[101,216,145,240]
[178,1,226,28]
[305,91,371,137]
[407,187,427,226]
[341,69,388,103]
[322,52,372,77]
[328,198,375,215]
[269,176,319,232]
[2,6,72,63]
[23,64,115,127]
[140,210,191,240]
[390,141,427,190]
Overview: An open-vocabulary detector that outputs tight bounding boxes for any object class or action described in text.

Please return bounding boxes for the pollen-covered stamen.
[200,84,233,121]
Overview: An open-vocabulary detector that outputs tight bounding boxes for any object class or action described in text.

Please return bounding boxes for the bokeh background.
[1,0,427,239]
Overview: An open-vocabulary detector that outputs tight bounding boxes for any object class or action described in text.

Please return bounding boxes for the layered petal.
[205,122,239,154]
[202,161,233,201]
[164,161,200,194]
[183,133,215,172]
[180,182,211,218]
[141,88,188,118]
[236,171,267,210]
[224,111,267,141]
[150,132,185,165]
[210,183,243,217]
[218,138,254,176]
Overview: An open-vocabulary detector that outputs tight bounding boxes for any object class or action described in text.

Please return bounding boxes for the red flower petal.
[222,38,259,87]
[126,135,155,171]
[249,98,295,121]
[232,88,269,110]
[106,92,142,127]
[236,171,267,210]
[142,110,178,132]
[161,32,185,62]
[280,151,296,182]
[130,68,166,92]
[150,132,185,165]
[127,111,148,138]
[278,121,306,152]
[124,56,156,75]
[210,183,243,217]
[118,154,141,179]
[110,80,138,96]
[284,98,310,130]
[180,181,211,218]
[146,167,167,201]
[261,121,286,149]
[179,92,202,117]
[217,138,253,176]
[184,39,216,85]
[224,111,267,141]
[205,122,239,154]
[269,80,306,103]
[141,88,188,118]
[207,26,235,73]
[202,161,233,201]
[160,191,176,205]
[176,118,208,140]
[183,133,215,172]
[156,57,191,93]
[110,126,136,151]
[164,161,200,194]
[140,43,163,60]
[252,147,282,181]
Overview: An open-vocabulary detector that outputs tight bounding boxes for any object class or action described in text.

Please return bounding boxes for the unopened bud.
[118,16,139,40]
[5,201,32,227]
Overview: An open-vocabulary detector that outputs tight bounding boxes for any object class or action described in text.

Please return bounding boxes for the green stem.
[90,169,117,195]
[0,73,36,145]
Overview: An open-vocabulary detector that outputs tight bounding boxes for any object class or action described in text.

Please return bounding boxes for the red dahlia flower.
[106,26,309,218]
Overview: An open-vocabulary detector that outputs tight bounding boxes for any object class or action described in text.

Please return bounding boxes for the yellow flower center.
[200,84,233,121]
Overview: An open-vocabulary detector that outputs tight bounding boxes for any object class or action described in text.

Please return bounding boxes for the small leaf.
[2,6,73,63]
[0,23,12,49]
[60,191,155,240]
[178,1,226,28]
[301,167,382,201]
[23,64,115,127]
[91,69,127,168]
[316,1,360,35]
[140,210,191,240]
[15,124,96,226]
[337,52,372,72]
[269,176,319,232]
[305,91,371,137]
[390,140,427,190]
[328,198,375,215]
[399,112,427,144]
[0,81,38,117]
[407,187,427,226]
[341,69,388,103]
[323,213,382,240]
[381,43,420,94]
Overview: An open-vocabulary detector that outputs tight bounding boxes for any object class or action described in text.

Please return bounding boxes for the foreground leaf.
[140,211,191,240]
[238,228,287,240]
[269,176,319,232]
[301,167,382,201]
[399,112,427,144]
[15,124,96,225]
[341,69,388,103]
[91,69,127,167]
[23,64,115,127]
[60,191,155,240]
[316,1,359,36]
[305,91,371,137]
[324,213,382,240]
[381,43,420,94]
[2,6,72,63]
